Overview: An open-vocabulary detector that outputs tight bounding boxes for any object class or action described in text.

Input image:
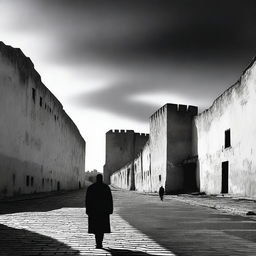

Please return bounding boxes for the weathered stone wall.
[109,104,197,193]
[166,104,198,193]
[110,161,133,190]
[0,42,85,198]
[109,57,256,198]
[149,106,167,192]
[104,129,148,185]
[192,119,200,189]
[194,59,256,198]
[111,141,151,192]
[134,142,151,192]
[148,103,198,193]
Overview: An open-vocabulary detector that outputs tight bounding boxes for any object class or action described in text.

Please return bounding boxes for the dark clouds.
[72,65,240,122]
[4,0,256,121]
[74,82,155,122]
[9,0,256,64]
[33,0,256,64]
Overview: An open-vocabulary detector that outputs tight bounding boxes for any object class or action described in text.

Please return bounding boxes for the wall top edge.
[196,56,256,119]
[0,41,63,107]
[0,41,84,141]
[150,103,198,119]
[106,129,149,136]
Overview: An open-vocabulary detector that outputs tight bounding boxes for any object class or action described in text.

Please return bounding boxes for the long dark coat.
[85,181,113,234]
[159,186,165,196]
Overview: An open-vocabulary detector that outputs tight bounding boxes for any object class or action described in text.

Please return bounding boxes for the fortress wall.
[0,42,85,198]
[166,104,198,193]
[194,59,256,198]
[108,58,256,197]
[104,130,136,184]
[110,161,133,190]
[134,142,151,192]
[192,118,200,189]
[110,103,197,194]
[104,129,148,184]
[111,141,151,192]
[134,133,149,156]
[149,106,168,193]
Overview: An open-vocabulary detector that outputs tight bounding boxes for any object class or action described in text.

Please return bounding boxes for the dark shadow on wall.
[0,224,81,255]
[0,188,87,215]
[104,248,153,255]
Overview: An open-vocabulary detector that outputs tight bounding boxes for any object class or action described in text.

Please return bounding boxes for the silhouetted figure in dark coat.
[159,186,165,201]
[85,174,113,249]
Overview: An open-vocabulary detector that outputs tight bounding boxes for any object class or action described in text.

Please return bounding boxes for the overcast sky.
[1,0,256,171]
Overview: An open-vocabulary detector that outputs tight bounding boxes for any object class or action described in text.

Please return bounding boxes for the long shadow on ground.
[0,224,80,255]
[0,188,87,214]
[104,248,153,255]
[116,191,256,256]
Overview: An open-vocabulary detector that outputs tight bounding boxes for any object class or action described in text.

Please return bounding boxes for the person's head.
[96,174,103,183]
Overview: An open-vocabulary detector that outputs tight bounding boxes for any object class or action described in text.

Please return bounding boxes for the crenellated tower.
[150,103,198,193]
[103,129,149,185]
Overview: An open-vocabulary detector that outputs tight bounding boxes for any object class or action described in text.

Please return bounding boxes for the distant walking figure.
[85,174,113,249]
[159,186,165,201]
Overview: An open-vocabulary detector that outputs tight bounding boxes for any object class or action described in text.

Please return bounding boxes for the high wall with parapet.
[149,105,167,192]
[0,41,85,198]
[194,57,256,198]
[166,104,198,193]
[111,161,134,190]
[111,141,151,191]
[134,141,151,192]
[109,56,256,198]
[103,129,149,185]
[150,103,198,193]
[110,103,198,193]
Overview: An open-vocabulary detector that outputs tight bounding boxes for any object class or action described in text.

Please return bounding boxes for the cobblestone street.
[0,188,256,255]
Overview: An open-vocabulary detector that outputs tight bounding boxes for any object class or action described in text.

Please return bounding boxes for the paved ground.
[167,193,256,217]
[0,188,255,256]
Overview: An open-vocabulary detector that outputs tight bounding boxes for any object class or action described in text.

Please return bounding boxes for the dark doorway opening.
[221,161,229,193]
[184,163,198,193]
[79,181,81,189]
[57,181,60,191]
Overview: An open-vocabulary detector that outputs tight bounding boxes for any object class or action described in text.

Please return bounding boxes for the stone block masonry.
[0,41,85,198]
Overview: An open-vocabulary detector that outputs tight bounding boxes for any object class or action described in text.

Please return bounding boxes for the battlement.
[107,129,134,134]
[135,133,149,137]
[106,129,149,137]
[150,103,198,120]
